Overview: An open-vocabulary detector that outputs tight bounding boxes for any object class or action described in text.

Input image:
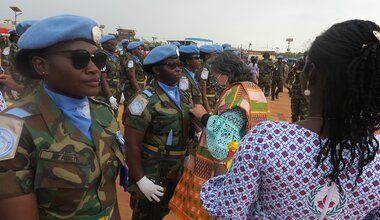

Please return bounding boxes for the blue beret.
[127,41,141,50]
[179,45,199,55]
[149,44,155,49]
[18,15,100,50]
[213,44,224,53]
[16,20,38,35]
[8,29,17,35]
[143,45,179,65]
[200,45,217,53]
[139,41,145,46]
[171,41,181,47]
[224,46,235,51]
[222,43,231,49]
[121,39,129,44]
[100,35,116,44]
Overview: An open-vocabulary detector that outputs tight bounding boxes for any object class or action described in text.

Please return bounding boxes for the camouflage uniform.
[124,80,191,220]
[179,68,202,106]
[123,57,147,103]
[1,43,18,67]
[197,64,216,111]
[258,59,275,97]
[0,85,126,219]
[271,62,286,100]
[289,70,309,122]
[96,52,122,103]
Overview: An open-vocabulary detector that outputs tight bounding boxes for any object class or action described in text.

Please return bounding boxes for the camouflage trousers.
[258,79,271,97]
[291,94,309,122]
[129,179,179,220]
[271,78,283,99]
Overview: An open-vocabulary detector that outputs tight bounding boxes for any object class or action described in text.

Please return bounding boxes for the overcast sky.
[1,0,380,52]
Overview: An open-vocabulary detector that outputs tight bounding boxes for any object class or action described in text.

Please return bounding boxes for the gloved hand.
[136,176,164,202]
[109,96,118,110]
[119,93,125,104]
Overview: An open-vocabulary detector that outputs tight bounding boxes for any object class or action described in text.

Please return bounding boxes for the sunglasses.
[45,49,107,70]
[191,56,200,60]
[159,61,184,70]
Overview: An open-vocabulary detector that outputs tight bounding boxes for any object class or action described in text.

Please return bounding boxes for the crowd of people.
[0,14,379,220]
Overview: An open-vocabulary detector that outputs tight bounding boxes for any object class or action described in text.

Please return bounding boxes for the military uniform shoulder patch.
[143,89,153,97]
[179,76,189,91]
[128,94,149,116]
[128,60,134,68]
[0,115,23,161]
[2,47,10,56]
[201,68,209,80]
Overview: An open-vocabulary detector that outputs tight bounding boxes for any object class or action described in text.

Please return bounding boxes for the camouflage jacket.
[179,68,202,106]
[124,80,191,182]
[125,57,147,85]
[273,62,287,81]
[0,85,125,219]
[258,59,275,81]
[1,43,18,67]
[197,64,217,109]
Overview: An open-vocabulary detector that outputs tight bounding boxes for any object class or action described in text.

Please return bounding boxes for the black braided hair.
[308,20,380,187]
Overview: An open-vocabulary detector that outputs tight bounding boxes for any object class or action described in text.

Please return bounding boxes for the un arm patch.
[128,94,149,116]
[0,115,24,161]
[201,68,209,80]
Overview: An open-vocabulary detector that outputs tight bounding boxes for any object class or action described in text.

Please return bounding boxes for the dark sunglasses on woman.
[159,61,184,70]
[45,49,108,70]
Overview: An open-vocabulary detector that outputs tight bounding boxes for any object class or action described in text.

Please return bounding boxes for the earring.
[304,80,311,96]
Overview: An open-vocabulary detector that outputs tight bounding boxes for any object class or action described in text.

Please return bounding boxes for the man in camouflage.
[271,55,287,101]
[197,45,217,112]
[0,84,125,219]
[287,58,309,122]
[258,52,275,97]
[97,35,122,114]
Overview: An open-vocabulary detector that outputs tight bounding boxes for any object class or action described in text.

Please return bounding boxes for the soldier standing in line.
[258,52,275,97]
[0,14,125,220]
[287,53,309,122]
[271,55,286,101]
[122,41,147,121]
[97,35,122,114]
[197,45,217,112]
[123,45,192,220]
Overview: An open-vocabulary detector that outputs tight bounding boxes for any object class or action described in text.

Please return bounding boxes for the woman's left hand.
[190,104,208,120]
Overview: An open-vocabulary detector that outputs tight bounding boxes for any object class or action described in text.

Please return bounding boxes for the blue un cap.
[143,45,179,65]
[16,20,38,35]
[222,43,231,49]
[213,44,223,53]
[8,29,17,35]
[100,35,116,44]
[171,41,181,47]
[18,14,100,50]
[121,39,129,44]
[179,45,199,55]
[200,45,217,54]
[127,41,141,50]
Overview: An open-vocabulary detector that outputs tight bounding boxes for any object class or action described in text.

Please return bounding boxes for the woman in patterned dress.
[201,20,380,219]
[169,51,271,219]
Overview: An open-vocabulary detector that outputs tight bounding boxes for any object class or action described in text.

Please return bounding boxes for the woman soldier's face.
[37,40,106,98]
[154,58,183,86]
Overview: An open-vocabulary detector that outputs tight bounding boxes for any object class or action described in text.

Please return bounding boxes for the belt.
[68,205,114,220]
[206,94,216,97]
[143,144,186,159]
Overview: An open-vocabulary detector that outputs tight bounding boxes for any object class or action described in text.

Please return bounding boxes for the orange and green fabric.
[169,81,270,220]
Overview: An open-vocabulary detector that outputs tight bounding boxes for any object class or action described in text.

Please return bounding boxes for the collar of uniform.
[132,55,140,63]
[152,80,182,112]
[35,84,93,146]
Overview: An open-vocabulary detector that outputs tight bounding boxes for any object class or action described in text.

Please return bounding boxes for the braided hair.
[308,20,380,187]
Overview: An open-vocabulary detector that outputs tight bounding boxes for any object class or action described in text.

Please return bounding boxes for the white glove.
[109,96,118,110]
[136,176,164,202]
[119,93,125,104]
